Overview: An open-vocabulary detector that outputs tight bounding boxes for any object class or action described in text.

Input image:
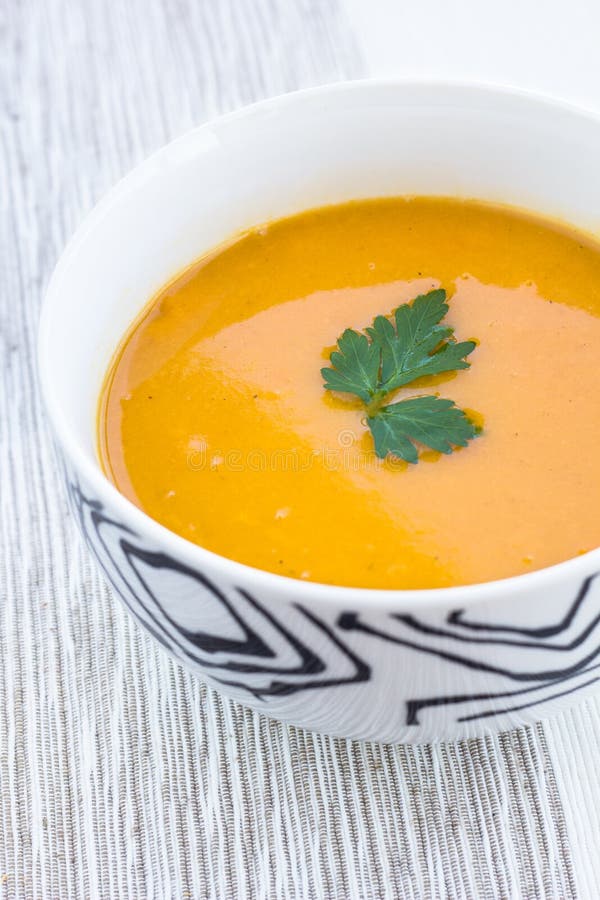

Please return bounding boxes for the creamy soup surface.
[99,198,600,588]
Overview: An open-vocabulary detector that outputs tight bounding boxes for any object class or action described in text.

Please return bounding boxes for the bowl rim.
[39,76,600,614]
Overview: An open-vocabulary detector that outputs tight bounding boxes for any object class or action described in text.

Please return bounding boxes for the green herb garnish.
[321,289,479,463]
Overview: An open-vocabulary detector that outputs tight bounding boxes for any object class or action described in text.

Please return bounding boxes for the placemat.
[1,0,598,896]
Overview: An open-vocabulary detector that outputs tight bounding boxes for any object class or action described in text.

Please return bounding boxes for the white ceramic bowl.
[39,80,600,743]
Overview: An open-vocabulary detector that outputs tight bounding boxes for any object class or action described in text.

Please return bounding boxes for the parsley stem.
[365,390,387,418]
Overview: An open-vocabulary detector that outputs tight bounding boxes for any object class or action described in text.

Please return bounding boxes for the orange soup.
[98,198,600,589]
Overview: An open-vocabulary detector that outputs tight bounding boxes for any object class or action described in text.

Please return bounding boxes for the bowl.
[39,80,600,743]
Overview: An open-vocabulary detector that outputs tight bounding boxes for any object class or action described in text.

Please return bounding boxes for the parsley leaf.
[321,328,380,403]
[321,289,480,464]
[367,397,478,464]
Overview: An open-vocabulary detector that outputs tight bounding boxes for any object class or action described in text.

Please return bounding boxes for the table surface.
[2,1,600,897]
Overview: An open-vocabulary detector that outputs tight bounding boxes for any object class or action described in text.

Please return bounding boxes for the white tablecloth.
[2,0,599,896]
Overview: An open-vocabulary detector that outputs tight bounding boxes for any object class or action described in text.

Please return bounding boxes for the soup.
[98,198,600,589]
